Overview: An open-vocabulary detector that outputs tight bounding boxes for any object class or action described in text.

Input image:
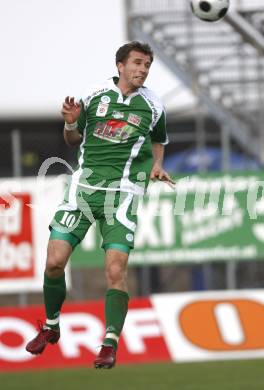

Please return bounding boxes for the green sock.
[103,288,129,350]
[43,272,66,329]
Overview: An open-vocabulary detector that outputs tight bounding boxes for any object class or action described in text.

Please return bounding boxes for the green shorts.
[50,186,139,250]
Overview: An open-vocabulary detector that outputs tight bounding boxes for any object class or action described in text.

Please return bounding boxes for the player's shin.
[43,272,66,329]
[103,288,129,350]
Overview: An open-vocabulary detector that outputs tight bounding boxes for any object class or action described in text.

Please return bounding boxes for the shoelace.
[36,320,52,332]
[98,346,114,357]
[34,320,51,343]
[36,319,45,332]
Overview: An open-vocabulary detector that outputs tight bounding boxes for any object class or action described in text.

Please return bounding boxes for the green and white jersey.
[72,77,168,195]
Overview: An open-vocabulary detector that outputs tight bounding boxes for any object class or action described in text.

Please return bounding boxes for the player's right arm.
[61,96,83,146]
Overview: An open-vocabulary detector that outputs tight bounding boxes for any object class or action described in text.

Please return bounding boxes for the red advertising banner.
[0,177,69,293]
[0,193,35,279]
[0,297,170,371]
[2,290,264,371]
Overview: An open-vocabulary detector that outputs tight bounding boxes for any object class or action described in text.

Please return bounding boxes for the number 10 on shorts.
[60,211,76,228]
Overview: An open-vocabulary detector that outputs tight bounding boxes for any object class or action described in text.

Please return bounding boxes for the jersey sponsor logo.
[128,113,142,127]
[101,95,111,103]
[112,111,124,119]
[93,120,137,143]
[96,102,109,117]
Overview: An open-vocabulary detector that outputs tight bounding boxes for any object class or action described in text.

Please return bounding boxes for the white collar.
[108,77,140,105]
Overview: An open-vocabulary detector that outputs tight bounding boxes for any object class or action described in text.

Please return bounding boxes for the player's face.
[118,50,152,91]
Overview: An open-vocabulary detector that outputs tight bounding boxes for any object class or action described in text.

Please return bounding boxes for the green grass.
[1,359,264,390]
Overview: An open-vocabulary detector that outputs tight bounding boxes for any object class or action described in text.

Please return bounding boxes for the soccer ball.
[190,0,230,22]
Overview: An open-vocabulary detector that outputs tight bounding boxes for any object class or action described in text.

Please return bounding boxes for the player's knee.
[46,257,66,276]
[105,262,127,285]
[46,243,68,276]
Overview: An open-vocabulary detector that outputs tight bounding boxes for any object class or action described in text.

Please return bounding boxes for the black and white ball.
[190,0,230,22]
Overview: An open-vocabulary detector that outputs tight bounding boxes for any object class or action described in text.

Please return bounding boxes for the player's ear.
[117,61,124,75]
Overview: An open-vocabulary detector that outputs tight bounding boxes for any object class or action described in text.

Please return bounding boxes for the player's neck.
[116,79,138,96]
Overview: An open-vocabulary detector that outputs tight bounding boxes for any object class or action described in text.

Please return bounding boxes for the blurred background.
[2,0,264,377]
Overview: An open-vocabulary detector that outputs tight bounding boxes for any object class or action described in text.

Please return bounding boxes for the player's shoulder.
[80,79,110,108]
[139,86,164,111]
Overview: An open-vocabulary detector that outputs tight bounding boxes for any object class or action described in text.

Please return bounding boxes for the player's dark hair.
[115,41,154,65]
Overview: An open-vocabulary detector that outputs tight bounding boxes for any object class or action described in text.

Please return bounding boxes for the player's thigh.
[49,187,96,244]
[99,192,139,250]
[50,208,91,241]
[46,188,94,273]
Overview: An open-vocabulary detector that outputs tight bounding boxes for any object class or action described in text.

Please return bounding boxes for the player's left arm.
[151,143,175,186]
[150,110,175,187]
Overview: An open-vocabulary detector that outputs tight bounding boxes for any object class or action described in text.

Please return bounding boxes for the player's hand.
[61,96,81,124]
[150,164,176,189]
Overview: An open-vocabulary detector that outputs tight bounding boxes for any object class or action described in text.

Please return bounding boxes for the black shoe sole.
[94,363,115,369]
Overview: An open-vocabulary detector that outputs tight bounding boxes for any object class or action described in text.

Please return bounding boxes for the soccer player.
[25,41,174,368]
